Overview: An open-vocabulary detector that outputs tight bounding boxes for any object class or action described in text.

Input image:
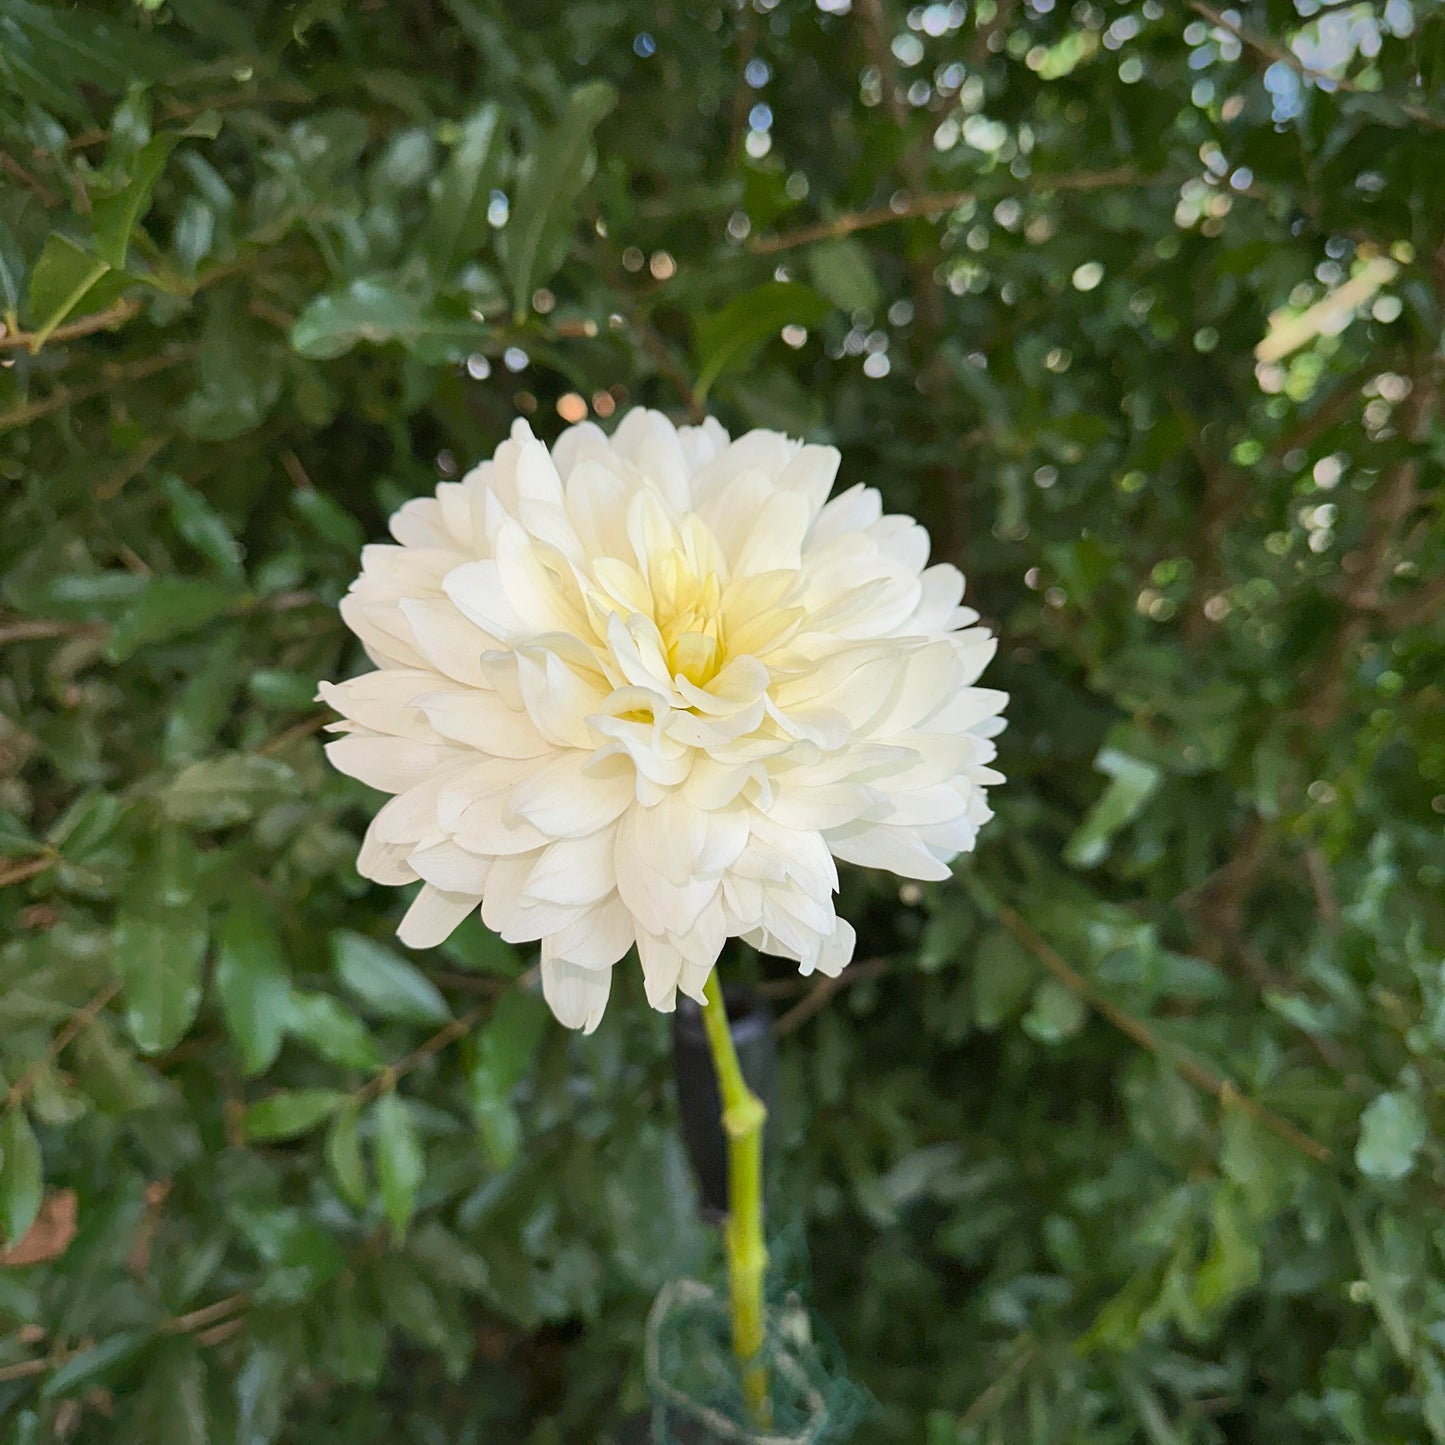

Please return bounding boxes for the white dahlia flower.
[322,409,1006,1032]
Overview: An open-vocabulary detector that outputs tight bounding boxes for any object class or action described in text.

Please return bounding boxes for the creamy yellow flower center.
[649,545,727,686]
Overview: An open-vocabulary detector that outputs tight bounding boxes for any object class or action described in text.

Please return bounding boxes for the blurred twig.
[750,172,1170,255]
[750,194,973,255]
[0,299,141,354]
[773,957,892,1037]
[4,982,123,1112]
[997,905,1334,1164]
[955,1335,1035,1431]
[0,148,60,207]
[350,965,539,1106]
[0,348,195,433]
[0,854,58,889]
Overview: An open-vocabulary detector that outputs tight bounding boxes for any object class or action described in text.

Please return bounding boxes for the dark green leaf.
[0,218,26,318]
[1356,1090,1427,1182]
[330,930,450,1025]
[290,276,493,363]
[234,1339,289,1445]
[161,473,245,579]
[498,81,616,314]
[467,988,547,1168]
[806,236,881,312]
[125,1339,208,1445]
[971,928,1039,1031]
[0,1109,43,1246]
[215,896,291,1076]
[113,901,207,1054]
[91,132,180,270]
[41,1331,149,1400]
[692,281,832,398]
[325,1106,368,1209]
[24,233,127,334]
[244,1089,347,1142]
[104,577,244,662]
[161,754,298,828]
[1021,977,1087,1044]
[283,991,383,1070]
[422,102,506,278]
[1064,749,1163,869]
[375,1091,423,1237]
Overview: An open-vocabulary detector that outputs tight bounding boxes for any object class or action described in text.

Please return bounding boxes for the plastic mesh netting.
[645,1276,872,1444]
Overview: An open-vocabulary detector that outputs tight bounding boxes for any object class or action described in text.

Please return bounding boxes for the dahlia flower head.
[322,409,1006,1032]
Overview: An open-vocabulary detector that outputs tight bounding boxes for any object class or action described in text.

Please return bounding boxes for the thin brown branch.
[4,982,123,1111]
[257,714,328,757]
[0,854,57,890]
[0,149,60,208]
[0,348,195,433]
[0,1357,51,1384]
[955,1337,1035,1430]
[749,172,1169,255]
[0,618,104,645]
[997,905,1333,1164]
[0,1291,250,1386]
[750,194,972,255]
[351,967,539,1106]
[1304,847,1343,932]
[773,957,892,1037]
[161,1293,248,1336]
[0,298,141,353]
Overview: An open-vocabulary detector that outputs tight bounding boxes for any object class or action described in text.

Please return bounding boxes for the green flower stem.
[700,968,772,1427]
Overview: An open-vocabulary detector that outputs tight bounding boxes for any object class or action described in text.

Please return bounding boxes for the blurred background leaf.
[1,0,1443,1441]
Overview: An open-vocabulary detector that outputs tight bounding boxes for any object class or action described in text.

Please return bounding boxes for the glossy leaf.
[692,281,833,398]
[215,896,291,1076]
[374,1091,423,1237]
[112,901,207,1055]
[497,80,616,314]
[330,930,450,1025]
[466,987,548,1167]
[0,1109,43,1246]
[421,101,506,278]
[244,1089,347,1143]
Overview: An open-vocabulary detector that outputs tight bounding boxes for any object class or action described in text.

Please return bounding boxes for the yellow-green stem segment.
[700,968,772,1426]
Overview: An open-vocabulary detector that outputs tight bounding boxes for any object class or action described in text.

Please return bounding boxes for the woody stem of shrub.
[701,969,771,1426]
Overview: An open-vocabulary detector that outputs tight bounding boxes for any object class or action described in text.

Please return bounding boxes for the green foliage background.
[2,0,1444,1440]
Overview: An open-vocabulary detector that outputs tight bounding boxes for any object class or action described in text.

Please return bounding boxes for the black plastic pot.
[671,986,777,1222]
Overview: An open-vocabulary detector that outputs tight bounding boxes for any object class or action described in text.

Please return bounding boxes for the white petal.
[410,839,493,894]
[399,597,497,683]
[515,646,606,749]
[522,830,617,906]
[545,893,636,969]
[508,752,634,837]
[398,884,479,947]
[325,735,457,794]
[415,688,549,760]
[442,559,526,642]
[825,823,955,880]
[777,444,840,516]
[636,931,685,1011]
[541,950,612,1033]
[320,670,443,740]
[358,824,420,885]
[733,489,813,576]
